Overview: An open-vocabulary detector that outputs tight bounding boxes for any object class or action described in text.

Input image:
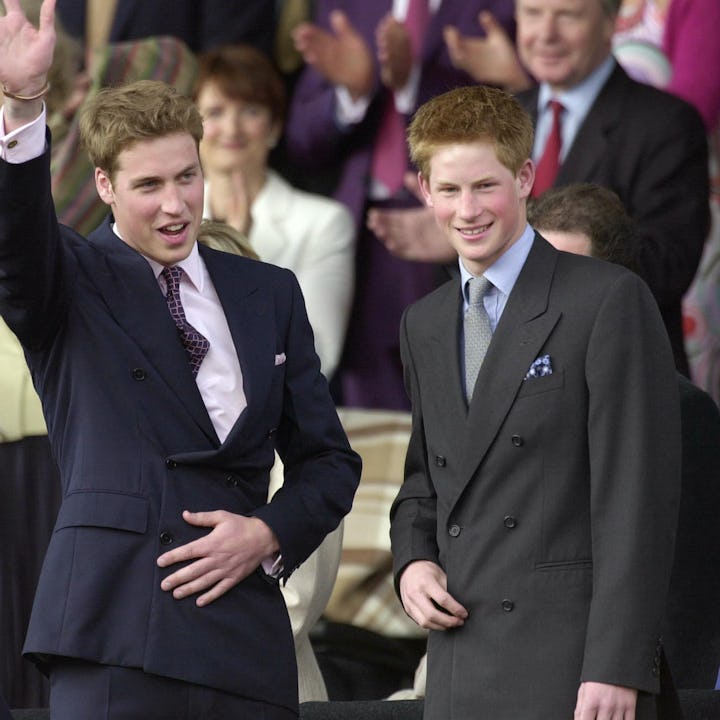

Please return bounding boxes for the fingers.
[38,0,56,31]
[329,9,350,37]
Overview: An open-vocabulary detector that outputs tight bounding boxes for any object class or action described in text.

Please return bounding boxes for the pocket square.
[524,354,552,380]
[274,352,286,366]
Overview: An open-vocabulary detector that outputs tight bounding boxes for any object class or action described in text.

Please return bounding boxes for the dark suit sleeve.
[253,272,361,579]
[0,144,69,351]
[625,97,709,312]
[581,271,681,692]
[389,306,441,588]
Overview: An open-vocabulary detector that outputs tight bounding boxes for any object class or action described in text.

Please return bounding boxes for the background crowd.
[1,0,719,715]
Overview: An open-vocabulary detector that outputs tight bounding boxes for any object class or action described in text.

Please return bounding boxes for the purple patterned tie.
[161,266,210,376]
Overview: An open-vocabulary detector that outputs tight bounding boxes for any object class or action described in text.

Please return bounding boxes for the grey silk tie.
[464,276,493,402]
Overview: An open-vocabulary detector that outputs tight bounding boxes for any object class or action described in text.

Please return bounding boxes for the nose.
[458,190,481,221]
[161,184,185,215]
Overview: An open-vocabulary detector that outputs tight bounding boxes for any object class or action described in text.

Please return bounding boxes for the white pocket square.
[274,353,286,366]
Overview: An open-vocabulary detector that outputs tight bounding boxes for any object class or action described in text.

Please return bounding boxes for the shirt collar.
[538,55,616,118]
[112,221,204,291]
[458,223,535,300]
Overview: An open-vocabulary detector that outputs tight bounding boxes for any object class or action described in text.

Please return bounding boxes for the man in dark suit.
[389,85,681,718]
[513,0,708,375]
[0,2,360,718]
[286,0,516,410]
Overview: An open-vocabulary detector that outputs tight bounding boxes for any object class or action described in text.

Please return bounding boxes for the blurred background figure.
[528,183,720,690]
[286,0,516,410]
[54,0,276,59]
[194,44,355,382]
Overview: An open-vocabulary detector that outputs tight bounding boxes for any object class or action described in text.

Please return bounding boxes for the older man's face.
[516,0,615,92]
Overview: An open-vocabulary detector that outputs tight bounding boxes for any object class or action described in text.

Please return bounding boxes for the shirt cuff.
[0,104,47,163]
[261,552,284,579]
[335,85,371,126]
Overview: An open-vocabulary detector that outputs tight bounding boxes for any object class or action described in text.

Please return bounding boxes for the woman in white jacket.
[194,45,355,381]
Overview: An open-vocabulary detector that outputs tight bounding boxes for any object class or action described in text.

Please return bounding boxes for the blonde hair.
[79,80,203,178]
[197,220,259,260]
[408,85,534,179]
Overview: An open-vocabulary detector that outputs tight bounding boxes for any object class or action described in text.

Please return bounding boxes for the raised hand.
[375,12,413,90]
[443,11,532,92]
[293,10,373,100]
[0,0,55,98]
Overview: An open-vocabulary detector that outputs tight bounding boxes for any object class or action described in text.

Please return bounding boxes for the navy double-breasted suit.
[0,145,360,714]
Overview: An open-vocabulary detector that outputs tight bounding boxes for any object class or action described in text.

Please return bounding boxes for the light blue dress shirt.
[533,56,616,163]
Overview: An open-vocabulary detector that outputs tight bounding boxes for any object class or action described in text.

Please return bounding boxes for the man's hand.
[375,13,413,90]
[399,560,468,630]
[443,12,532,92]
[0,0,55,129]
[293,10,373,100]
[157,510,280,607]
[368,202,455,264]
[574,681,638,720]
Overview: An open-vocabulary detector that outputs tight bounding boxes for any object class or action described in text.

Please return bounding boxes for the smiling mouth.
[159,223,187,236]
[457,222,492,236]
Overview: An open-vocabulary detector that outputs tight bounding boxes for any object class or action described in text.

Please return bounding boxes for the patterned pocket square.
[524,354,552,380]
[274,353,286,366]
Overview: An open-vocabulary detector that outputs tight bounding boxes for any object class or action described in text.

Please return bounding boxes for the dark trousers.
[49,659,298,720]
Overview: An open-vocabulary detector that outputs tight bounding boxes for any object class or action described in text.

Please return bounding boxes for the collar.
[458,223,535,301]
[538,55,616,118]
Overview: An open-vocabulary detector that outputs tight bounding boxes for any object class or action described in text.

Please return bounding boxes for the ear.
[95,167,115,206]
[418,173,434,207]
[516,158,535,199]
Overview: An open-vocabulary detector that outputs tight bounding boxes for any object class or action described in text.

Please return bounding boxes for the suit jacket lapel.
[557,64,628,184]
[200,245,276,444]
[84,220,218,443]
[457,237,561,493]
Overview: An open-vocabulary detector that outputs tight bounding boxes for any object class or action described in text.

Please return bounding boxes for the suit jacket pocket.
[55,490,149,534]
[516,368,564,398]
[535,558,592,571]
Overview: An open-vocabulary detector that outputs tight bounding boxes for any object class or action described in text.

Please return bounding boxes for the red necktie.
[532,99,564,198]
[370,0,430,195]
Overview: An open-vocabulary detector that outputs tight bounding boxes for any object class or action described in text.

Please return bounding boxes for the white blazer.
[205,170,355,379]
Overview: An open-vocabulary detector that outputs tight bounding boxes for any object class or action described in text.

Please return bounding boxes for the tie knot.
[468,275,492,306]
[548,98,564,118]
[161,265,183,293]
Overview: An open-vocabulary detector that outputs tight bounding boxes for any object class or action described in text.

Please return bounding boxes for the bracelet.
[1,81,51,101]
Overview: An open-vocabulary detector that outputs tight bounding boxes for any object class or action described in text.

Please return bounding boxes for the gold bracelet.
[1,81,51,101]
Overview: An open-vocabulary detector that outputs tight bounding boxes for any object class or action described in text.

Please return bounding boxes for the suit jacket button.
[132,368,146,381]
[435,455,446,467]
[159,532,173,545]
[651,666,660,676]
[166,459,177,470]
[225,475,238,487]
[503,515,517,529]
[511,435,523,447]
[448,524,461,537]
[501,599,514,612]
